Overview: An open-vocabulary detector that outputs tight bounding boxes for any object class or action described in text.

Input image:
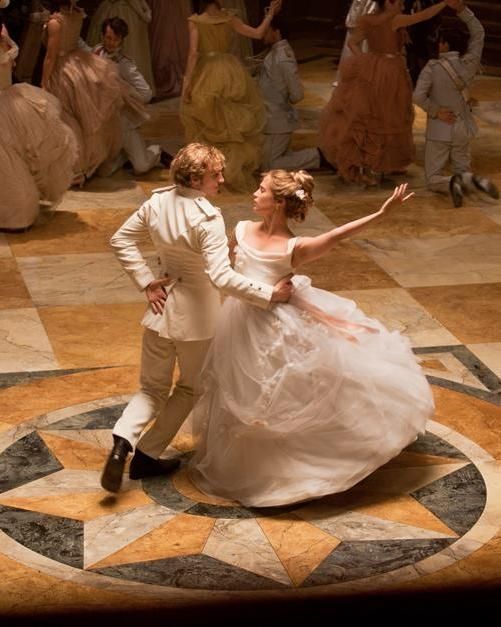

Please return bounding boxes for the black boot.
[129,448,181,480]
[101,435,132,493]
[472,174,499,199]
[449,174,464,207]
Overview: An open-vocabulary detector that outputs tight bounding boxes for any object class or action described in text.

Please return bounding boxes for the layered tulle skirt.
[181,52,265,192]
[0,83,77,230]
[46,50,147,178]
[319,52,415,182]
[190,276,434,507]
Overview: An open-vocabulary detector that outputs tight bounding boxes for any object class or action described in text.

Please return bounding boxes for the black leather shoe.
[449,174,464,207]
[472,174,499,199]
[129,449,181,480]
[101,435,132,493]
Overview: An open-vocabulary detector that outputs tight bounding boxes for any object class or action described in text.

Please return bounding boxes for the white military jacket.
[110,185,273,341]
[413,8,484,142]
[258,39,303,135]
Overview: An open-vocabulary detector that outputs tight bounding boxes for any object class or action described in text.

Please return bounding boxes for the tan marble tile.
[56,178,147,212]
[6,208,149,257]
[416,351,489,391]
[479,205,501,226]
[173,466,237,506]
[335,287,460,347]
[257,514,340,586]
[0,489,152,521]
[0,233,11,257]
[357,235,501,288]
[0,366,138,426]
[203,518,291,585]
[38,303,146,369]
[467,342,501,380]
[297,507,455,542]
[18,252,156,307]
[432,385,501,460]
[409,283,501,343]
[0,469,112,498]
[90,513,214,569]
[0,552,160,615]
[38,431,110,470]
[41,427,114,451]
[0,308,58,373]
[319,199,501,239]
[302,240,398,291]
[0,258,32,309]
[84,504,177,569]
[383,450,465,468]
[348,494,459,536]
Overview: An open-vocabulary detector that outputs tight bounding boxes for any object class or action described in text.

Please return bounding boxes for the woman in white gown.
[190,170,435,508]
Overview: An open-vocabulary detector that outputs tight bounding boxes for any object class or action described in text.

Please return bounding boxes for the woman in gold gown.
[181,0,281,192]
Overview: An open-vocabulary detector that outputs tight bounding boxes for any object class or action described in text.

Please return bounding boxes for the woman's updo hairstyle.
[266,169,314,222]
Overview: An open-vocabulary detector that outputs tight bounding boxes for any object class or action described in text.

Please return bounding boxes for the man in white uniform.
[101,143,293,492]
[413,1,498,206]
[93,16,171,176]
[258,16,333,172]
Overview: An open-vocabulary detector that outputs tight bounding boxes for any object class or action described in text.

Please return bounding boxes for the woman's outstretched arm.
[231,0,281,39]
[391,0,450,30]
[292,184,414,267]
[41,17,61,88]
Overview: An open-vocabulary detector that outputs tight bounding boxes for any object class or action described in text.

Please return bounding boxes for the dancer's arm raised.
[292,184,413,267]
[231,0,281,39]
[391,0,451,30]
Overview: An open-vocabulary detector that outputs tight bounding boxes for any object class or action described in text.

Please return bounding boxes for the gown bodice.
[233,220,297,286]
[47,9,84,55]
[358,14,406,55]
[188,12,235,54]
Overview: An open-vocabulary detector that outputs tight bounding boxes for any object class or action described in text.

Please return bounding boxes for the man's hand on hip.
[145,278,172,315]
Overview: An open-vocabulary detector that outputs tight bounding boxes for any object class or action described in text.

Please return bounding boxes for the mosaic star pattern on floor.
[1,47,501,619]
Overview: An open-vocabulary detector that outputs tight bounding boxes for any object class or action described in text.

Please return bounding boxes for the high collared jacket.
[93,44,152,103]
[413,8,484,142]
[258,39,303,135]
[110,185,273,341]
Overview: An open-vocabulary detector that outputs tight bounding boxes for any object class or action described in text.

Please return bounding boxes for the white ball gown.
[190,220,435,507]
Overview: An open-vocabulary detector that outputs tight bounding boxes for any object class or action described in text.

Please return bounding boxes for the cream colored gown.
[0,26,77,230]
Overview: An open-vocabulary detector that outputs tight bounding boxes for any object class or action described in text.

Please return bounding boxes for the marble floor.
[1,49,501,625]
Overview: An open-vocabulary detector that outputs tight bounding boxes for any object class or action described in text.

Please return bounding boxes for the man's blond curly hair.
[170,143,226,187]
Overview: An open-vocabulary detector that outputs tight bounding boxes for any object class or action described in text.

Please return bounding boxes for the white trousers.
[425,138,471,194]
[262,133,320,171]
[113,328,211,458]
[99,118,161,176]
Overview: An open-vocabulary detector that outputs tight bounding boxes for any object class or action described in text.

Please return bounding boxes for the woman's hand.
[268,0,282,18]
[380,183,415,215]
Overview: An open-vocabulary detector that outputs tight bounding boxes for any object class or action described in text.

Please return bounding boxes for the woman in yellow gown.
[181,0,281,192]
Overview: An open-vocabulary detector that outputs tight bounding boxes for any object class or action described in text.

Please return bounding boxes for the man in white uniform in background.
[258,16,333,172]
[413,1,498,206]
[93,16,172,176]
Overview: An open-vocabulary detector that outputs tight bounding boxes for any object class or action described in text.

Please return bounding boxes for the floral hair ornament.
[295,189,306,200]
